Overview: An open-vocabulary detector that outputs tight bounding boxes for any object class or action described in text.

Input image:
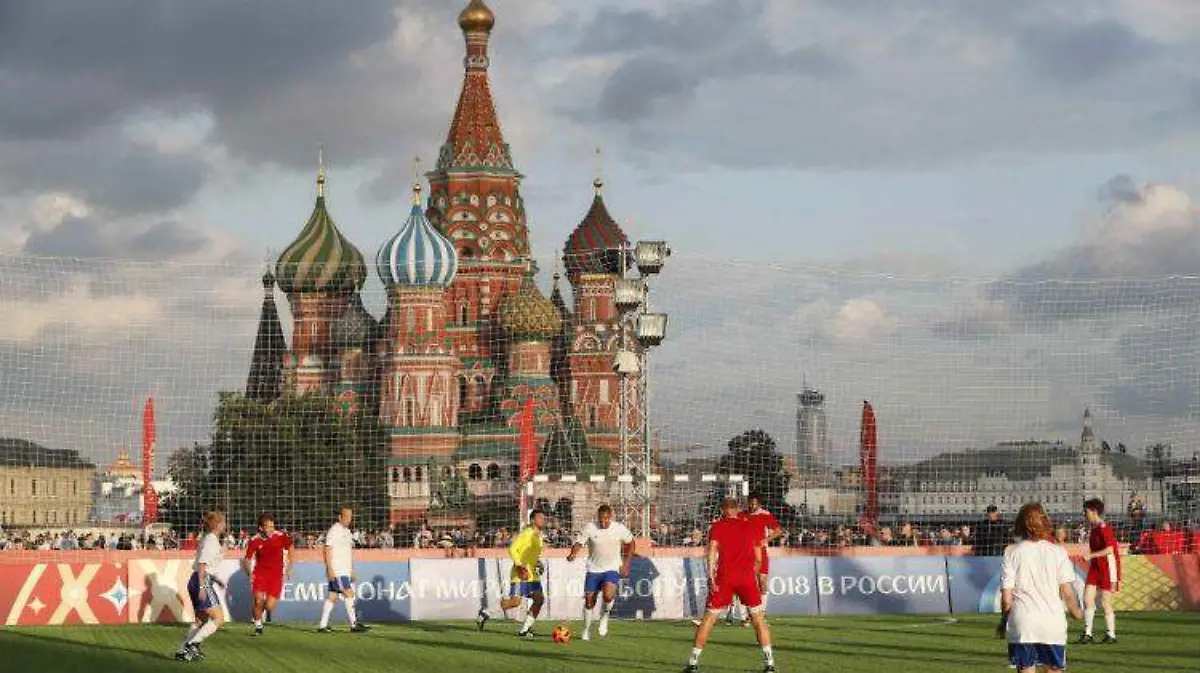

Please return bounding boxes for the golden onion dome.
[458,0,495,33]
[500,272,562,342]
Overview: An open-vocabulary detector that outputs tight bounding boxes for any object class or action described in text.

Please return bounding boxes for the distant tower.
[497,270,564,437]
[275,151,367,395]
[562,174,635,461]
[1077,408,1101,499]
[376,180,462,465]
[246,271,286,402]
[796,387,830,485]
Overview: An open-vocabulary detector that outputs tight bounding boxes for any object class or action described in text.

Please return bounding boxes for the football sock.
[521,614,536,633]
[178,623,201,650]
[190,619,220,644]
[689,647,703,666]
[344,597,358,627]
[763,646,775,666]
[583,605,595,633]
[319,600,335,629]
[1083,608,1095,636]
[254,618,262,628]
[1103,608,1115,636]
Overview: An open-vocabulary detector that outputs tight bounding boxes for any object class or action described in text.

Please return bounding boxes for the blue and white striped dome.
[377,184,458,288]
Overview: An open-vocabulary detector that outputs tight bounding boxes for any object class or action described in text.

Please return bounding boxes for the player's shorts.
[328,576,353,595]
[1008,644,1066,670]
[187,572,222,614]
[584,571,620,594]
[252,572,284,599]
[1085,560,1120,592]
[509,581,543,598]
[707,573,762,612]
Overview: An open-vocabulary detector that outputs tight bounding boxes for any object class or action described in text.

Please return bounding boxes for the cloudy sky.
[2,0,1200,471]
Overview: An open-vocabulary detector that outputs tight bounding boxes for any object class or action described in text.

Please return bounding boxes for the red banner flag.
[517,398,537,482]
[860,400,878,525]
[142,397,158,525]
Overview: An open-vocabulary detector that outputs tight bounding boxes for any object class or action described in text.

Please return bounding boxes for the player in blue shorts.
[567,505,634,640]
[174,510,228,662]
[478,509,547,638]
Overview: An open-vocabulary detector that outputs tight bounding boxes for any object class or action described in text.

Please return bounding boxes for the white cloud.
[0,278,162,344]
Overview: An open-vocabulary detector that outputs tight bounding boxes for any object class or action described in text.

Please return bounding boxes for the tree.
[162,392,387,533]
[700,429,795,526]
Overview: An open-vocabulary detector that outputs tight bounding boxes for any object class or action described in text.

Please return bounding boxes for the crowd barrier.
[2,551,1196,626]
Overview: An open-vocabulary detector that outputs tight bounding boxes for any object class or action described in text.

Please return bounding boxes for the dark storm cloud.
[1015,20,1158,83]
[24,217,216,261]
[1100,174,1145,204]
[578,0,848,124]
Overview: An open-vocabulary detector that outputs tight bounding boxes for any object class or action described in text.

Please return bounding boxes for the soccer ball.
[551,624,573,644]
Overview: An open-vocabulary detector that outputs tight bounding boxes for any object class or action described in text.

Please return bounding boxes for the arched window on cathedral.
[403,468,412,483]
[391,469,399,483]
[459,377,469,411]
[469,464,483,480]
[405,399,416,426]
[459,304,469,324]
[414,466,424,482]
[588,406,598,429]
[487,464,501,481]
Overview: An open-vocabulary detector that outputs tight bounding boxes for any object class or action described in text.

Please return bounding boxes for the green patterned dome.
[275,167,367,294]
[500,272,562,342]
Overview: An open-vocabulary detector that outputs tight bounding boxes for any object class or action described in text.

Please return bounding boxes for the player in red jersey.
[740,494,782,623]
[242,512,293,636]
[686,498,774,673]
[1078,498,1120,645]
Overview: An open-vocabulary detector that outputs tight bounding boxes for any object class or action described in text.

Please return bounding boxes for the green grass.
[1,614,1197,672]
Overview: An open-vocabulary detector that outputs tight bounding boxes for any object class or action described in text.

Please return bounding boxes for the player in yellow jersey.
[477,509,546,639]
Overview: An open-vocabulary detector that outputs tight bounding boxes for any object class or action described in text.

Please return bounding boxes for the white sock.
[1104,607,1115,636]
[1083,608,1095,635]
[600,601,612,622]
[190,619,220,644]
[254,618,262,628]
[521,614,536,633]
[319,600,335,628]
[344,596,358,627]
[583,605,595,632]
[179,623,201,650]
[689,647,703,666]
[763,646,775,666]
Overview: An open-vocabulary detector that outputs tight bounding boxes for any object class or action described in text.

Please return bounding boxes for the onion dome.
[500,271,563,342]
[458,0,495,34]
[275,154,367,294]
[332,293,379,351]
[377,182,459,288]
[563,178,628,279]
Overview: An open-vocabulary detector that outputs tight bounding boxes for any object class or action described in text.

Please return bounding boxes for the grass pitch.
[1,613,1197,672]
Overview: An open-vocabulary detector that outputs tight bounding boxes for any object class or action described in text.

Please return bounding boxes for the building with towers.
[246,0,647,526]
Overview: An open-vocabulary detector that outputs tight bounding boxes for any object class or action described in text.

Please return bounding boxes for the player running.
[242,512,292,636]
[567,504,634,640]
[1000,503,1083,673]
[687,498,775,673]
[740,494,782,625]
[175,510,228,662]
[1078,498,1120,644]
[477,508,547,639]
[318,506,370,633]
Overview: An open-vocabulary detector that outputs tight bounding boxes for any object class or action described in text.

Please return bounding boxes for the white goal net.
[0,251,1197,559]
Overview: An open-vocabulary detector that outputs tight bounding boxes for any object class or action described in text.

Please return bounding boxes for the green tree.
[162,392,387,534]
[700,429,795,526]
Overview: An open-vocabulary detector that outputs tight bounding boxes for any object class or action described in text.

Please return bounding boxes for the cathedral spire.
[437,0,514,173]
[246,271,286,401]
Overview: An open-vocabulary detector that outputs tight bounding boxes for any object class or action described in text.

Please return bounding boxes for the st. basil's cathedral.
[246,0,644,526]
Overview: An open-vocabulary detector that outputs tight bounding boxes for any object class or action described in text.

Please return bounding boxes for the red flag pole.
[860,401,878,526]
[142,397,159,525]
[516,398,537,523]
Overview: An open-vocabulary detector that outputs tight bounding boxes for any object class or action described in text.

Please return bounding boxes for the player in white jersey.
[1000,503,1083,673]
[175,510,228,662]
[567,505,634,640]
[318,506,370,633]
